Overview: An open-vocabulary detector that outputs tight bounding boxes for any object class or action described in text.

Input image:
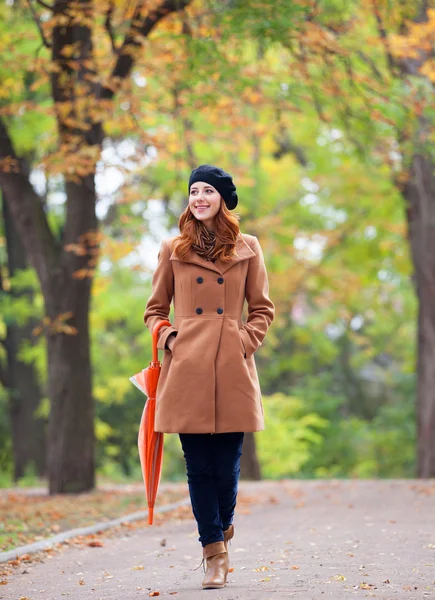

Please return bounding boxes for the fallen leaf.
[291,565,300,570]
[149,593,160,597]
[229,567,234,572]
[254,566,269,572]
[0,581,8,586]
[132,565,145,571]
[332,574,346,581]
[383,579,390,584]
[79,578,85,585]
[88,540,103,548]
[169,593,178,596]
[259,577,271,582]
[359,582,377,589]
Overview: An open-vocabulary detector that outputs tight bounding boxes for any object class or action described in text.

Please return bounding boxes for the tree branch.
[105,1,119,55]
[273,126,307,165]
[26,0,52,48]
[371,0,395,73]
[35,0,54,10]
[101,0,192,100]
[356,50,385,83]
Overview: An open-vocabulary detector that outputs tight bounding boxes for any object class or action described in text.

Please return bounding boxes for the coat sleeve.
[143,239,178,351]
[240,236,275,359]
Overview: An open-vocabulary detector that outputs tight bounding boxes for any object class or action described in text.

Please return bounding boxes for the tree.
[0,0,191,493]
[283,0,435,475]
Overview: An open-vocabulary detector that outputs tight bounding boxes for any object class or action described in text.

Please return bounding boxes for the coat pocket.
[239,329,247,359]
[169,322,183,356]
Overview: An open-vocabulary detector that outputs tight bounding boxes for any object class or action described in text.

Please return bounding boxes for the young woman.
[144,164,275,589]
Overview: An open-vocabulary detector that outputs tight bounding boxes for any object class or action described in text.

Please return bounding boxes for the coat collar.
[169,234,255,274]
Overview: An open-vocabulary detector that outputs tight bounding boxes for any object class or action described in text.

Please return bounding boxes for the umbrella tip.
[148,507,154,525]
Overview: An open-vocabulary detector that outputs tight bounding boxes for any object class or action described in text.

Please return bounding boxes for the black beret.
[188,164,238,210]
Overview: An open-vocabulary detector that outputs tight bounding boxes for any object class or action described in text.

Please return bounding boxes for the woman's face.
[189,181,222,228]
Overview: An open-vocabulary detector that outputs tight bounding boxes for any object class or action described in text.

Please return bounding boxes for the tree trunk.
[46,300,95,493]
[2,193,46,479]
[46,177,97,494]
[402,152,435,477]
[240,432,262,480]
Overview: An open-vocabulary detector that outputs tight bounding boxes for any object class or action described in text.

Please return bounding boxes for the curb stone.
[0,496,190,564]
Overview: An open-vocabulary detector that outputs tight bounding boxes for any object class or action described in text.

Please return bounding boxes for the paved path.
[2,480,435,600]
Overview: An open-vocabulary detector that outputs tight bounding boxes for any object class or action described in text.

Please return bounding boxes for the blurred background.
[0,0,433,493]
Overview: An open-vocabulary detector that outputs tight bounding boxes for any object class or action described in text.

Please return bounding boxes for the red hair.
[173,199,240,263]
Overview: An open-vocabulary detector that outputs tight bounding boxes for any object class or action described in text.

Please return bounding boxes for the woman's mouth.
[196,205,210,211]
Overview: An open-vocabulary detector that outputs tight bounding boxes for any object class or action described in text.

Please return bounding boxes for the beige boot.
[202,541,228,589]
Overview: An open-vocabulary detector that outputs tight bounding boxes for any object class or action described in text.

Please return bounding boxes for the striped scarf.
[191,224,217,262]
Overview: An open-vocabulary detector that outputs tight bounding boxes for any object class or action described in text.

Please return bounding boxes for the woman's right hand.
[166,333,177,352]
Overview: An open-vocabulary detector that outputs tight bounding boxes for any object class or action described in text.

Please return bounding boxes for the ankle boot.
[202,541,228,589]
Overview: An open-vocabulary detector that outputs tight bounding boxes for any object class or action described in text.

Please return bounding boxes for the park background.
[0,0,433,496]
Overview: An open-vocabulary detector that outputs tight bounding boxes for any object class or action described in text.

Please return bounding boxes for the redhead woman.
[144,164,275,590]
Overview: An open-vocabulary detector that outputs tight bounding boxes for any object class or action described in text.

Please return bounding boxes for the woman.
[144,164,275,589]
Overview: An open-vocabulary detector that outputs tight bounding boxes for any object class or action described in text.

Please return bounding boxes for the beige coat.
[144,233,275,434]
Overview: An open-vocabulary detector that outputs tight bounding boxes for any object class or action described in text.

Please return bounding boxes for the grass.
[0,483,188,553]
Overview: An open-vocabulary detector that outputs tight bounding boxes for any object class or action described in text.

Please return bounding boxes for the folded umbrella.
[130,320,172,525]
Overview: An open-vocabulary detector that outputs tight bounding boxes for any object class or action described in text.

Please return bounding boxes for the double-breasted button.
[217,308,223,315]
[197,277,203,284]
[217,277,224,284]
[196,307,203,315]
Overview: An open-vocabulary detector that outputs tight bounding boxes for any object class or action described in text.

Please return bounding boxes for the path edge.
[0,496,190,564]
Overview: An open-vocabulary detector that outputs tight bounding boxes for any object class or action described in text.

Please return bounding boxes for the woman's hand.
[166,333,177,352]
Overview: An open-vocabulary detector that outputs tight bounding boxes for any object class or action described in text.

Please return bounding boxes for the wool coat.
[144,233,275,434]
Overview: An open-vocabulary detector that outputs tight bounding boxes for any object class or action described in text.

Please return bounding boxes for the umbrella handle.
[152,320,172,362]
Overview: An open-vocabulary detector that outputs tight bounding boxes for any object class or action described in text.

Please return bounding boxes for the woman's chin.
[194,212,211,222]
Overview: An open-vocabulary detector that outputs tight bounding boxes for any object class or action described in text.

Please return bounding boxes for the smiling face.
[189,181,222,230]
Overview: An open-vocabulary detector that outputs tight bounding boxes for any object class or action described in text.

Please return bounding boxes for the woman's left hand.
[166,333,177,352]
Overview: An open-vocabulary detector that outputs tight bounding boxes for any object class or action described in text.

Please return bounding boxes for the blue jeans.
[179,432,244,547]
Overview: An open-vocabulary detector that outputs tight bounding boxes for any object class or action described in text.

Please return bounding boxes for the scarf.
[191,224,217,262]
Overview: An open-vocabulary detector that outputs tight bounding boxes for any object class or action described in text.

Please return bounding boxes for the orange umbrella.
[130,320,172,525]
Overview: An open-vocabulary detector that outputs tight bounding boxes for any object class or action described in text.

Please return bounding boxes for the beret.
[188,164,238,210]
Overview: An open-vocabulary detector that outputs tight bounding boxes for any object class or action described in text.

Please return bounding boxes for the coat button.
[217,277,224,284]
[217,308,223,315]
[196,308,203,315]
[197,277,203,283]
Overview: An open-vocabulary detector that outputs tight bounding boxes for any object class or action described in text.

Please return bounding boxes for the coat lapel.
[169,234,255,274]
[219,235,256,273]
